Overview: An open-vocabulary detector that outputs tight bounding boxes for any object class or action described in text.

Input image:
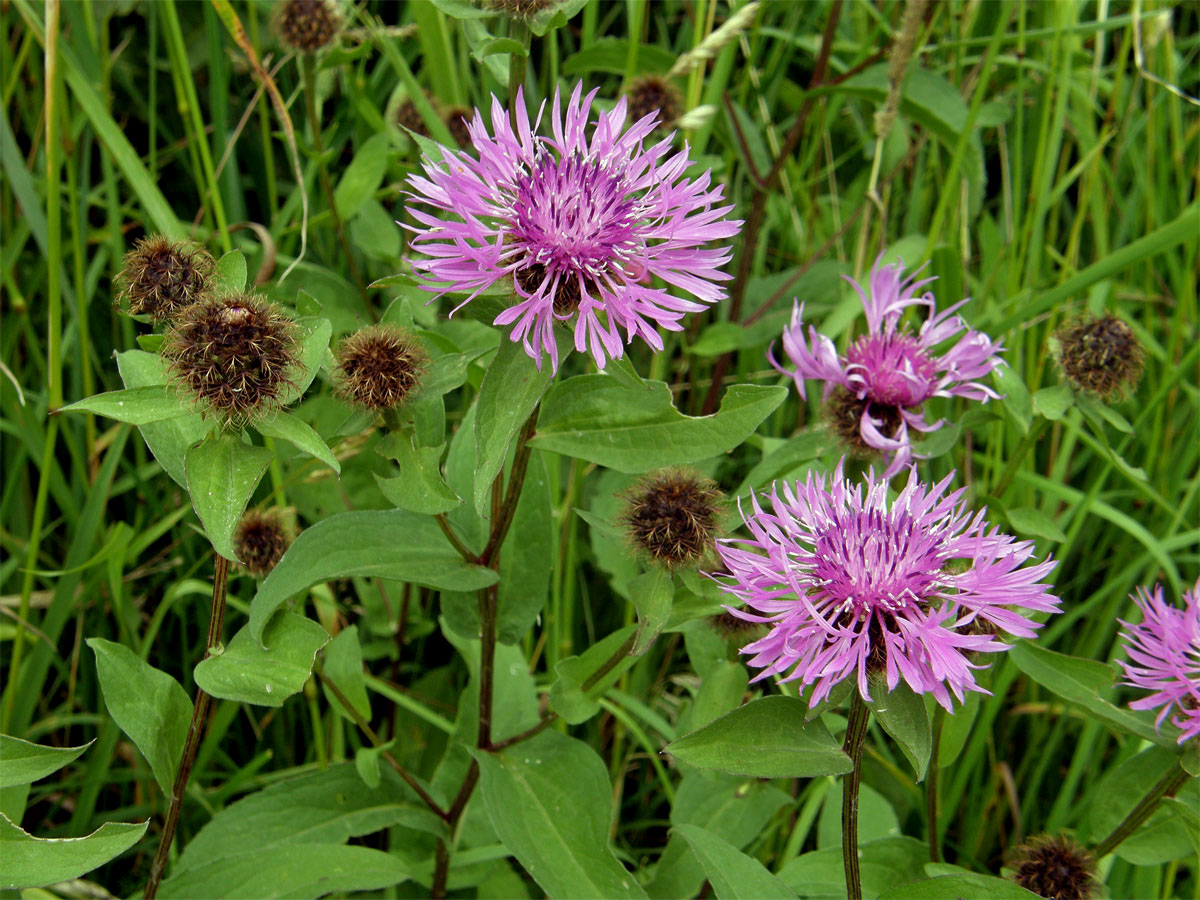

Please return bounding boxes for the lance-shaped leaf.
[185,434,274,563]
[58,385,189,425]
[194,612,329,707]
[674,824,797,900]
[0,735,93,789]
[0,813,148,890]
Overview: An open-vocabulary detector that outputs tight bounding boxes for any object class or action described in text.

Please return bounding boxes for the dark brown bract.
[1009,834,1096,900]
[1055,313,1143,399]
[233,508,293,576]
[626,75,682,130]
[397,98,431,138]
[334,324,428,412]
[164,292,299,427]
[622,469,724,568]
[116,236,214,323]
[276,0,341,53]
[444,106,475,147]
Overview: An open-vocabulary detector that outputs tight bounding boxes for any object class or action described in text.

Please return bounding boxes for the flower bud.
[1054,313,1143,399]
[622,468,723,569]
[164,292,300,427]
[334,324,428,412]
[116,236,214,323]
[233,508,294,576]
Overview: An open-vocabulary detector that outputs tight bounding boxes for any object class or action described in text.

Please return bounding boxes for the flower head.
[1008,834,1096,900]
[1055,312,1143,400]
[275,0,341,53]
[622,468,724,569]
[234,508,294,576]
[334,324,428,412]
[1118,579,1200,743]
[116,235,214,323]
[778,258,1003,477]
[406,82,740,371]
[712,461,1059,710]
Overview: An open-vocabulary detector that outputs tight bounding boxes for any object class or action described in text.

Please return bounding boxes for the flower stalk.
[842,692,871,900]
[1092,758,1192,859]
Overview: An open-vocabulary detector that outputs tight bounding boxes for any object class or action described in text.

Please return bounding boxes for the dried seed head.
[444,106,475,147]
[1055,313,1144,399]
[116,236,215,323]
[397,98,431,138]
[334,324,428,412]
[626,75,682,130]
[1009,834,1097,900]
[622,468,724,569]
[233,508,294,576]
[275,0,341,53]
[827,387,903,456]
[164,292,300,427]
[484,0,555,21]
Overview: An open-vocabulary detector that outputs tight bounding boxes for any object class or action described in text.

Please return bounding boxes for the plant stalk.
[144,552,230,899]
[841,691,871,900]
[1092,758,1191,859]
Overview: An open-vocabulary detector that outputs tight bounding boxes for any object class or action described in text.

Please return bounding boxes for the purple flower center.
[810,510,941,621]
[846,334,937,407]
[507,151,642,293]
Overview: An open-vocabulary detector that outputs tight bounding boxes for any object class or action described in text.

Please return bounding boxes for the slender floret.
[1118,579,1200,744]
[712,461,1060,710]
[778,258,1003,477]
[405,82,741,371]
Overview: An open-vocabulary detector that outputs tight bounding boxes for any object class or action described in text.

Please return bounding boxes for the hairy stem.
[1092,758,1191,859]
[145,552,230,899]
[841,692,871,900]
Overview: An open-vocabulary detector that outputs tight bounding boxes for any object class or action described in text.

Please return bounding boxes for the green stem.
[992,417,1050,499]
[842,692,870,900]
[1092,758,1191,859]
[145,552,230,899]
[507,20,530,120]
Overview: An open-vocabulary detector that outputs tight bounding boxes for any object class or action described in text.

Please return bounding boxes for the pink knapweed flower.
[713,461,1059,710]
[778,258,1003,477]
[1118,580,1200,744]
[406,82,740,371]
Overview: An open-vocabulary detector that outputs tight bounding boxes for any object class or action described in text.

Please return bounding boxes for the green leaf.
[334,132,392,220]
[169,763,442,880]
[1008,640,1175,745]
[185,434,275,562]
[779,836,929,899]
[471,730,647,899]
[1077,393,1133,433]
[194,612,329,707]
[280,317,333,406]
[215,248,248,291]
[160,843,410,900]
[817,781,900,849]
[250,509,498,644]
[991,364,1032,434]
[375,434,461,515]
[910,421,962,460]
[673,824,797,900]
[561,38,676,76]
[1032,384,1074,421]
[471,35,527,62]
[1086,747,1196,864]
[549,625,638,725]
[256,410,341,474]
[497,450,553,644]
[630,568,673,656]
[0,813,148,890]
[879,873,1040,899]
[473,339,552,515]
[870,683,932,782]
[58,385,189,425]
[531,377,787,473]
[87,638,192,794]
[666,696,853,779]
[321,625,371,723]
[938,691,979,767]
[1004,506,1067,543]
[116,349,207,487]
[0,735,93,789]
[427,0,491,19]
[354,739,395,790]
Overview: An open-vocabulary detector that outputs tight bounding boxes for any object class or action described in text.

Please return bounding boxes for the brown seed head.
[626,75,682,131]
[233,508,294,576]
[116,236,215,323]
[164,292,300,427]
[827,387,903,456]
[444,106,476,147]
[485,0,556,21]
[1055,313,1144,399]
[622,468,724,569]
[334,324,428,412]
[1009,834,1097,900]
[397,98,431,138]
[276,0,341,53]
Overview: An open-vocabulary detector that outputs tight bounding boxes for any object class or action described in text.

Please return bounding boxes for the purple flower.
[778,258,1003,478]
[405,82,740,371]
[713,461,1059,710]
[1118,580,1200,744]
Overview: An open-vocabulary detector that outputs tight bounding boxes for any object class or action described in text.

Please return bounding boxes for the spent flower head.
[1118,578,1200,744]
[625,75,682,132]
[334,324,428,412]
[1054,312,1143,400]
[275,0,341,53]
[712,461,1059,710]
[233,508,294,577]
[116,235,215,323]
[164,292,299,427]
[778,257,1003,478]
[622,468,723,569]
[406,82,741,371]
[1008,834,1096,900]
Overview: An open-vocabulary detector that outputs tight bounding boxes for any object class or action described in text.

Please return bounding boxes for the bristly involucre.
[777,257,1003,478]
[622,468,724,569]
[334,324,428,412]
[1009,834,1097,900]
[275,0,341,53]
[117,235,215,323]
[233,508,294,577]
[712,460,1060,710]
[1118,578,1200,744]
[405,82,741,372]
[1055,312,1143,400]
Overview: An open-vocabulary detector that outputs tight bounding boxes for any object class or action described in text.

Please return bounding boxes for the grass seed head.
[334,324,428,412]
[622,468,724,569]
[1055,313,1144,400]
[164,292,300,428]
[276,0,341,53]
[116,235,215,323]
[233,508,294,576]
[1009,834,1097,900]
